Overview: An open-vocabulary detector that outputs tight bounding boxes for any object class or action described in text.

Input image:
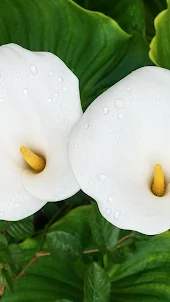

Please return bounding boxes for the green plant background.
[0,0,169,301]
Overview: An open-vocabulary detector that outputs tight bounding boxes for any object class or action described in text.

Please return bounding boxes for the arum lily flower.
[68,66,170,235]
[0,43,82,221]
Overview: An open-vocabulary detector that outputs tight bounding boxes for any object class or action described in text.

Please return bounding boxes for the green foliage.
[0,0,168,301]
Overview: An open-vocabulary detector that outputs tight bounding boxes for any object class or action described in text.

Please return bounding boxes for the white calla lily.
[0,43,82,221]
[68,66,170,235]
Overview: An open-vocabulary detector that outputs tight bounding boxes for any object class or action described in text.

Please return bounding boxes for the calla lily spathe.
[68,66,170,235]
[0,43,82,220]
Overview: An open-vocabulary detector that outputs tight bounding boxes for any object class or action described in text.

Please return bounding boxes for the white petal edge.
[68,66,170,235]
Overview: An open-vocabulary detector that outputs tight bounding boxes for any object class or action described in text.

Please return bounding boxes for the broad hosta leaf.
[84,263,111,302]
[0,0,152,110]
[149,0,170,68]
[2,253,84,302]
[49,205,92,249]
[47,231,83,261]
[90,203,119,251]
[6,217,34,241]
[109,232,170,302]
[75,0,145,35]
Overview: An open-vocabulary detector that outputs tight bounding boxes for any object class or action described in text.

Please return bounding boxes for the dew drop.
[48,71,54,76]
[16,72,20,77]
[75,144,78,148]
[117,136,120,140]
[62,86,67,91]
[89,180,94,185]
[85,164,88,169]
[74,90,78,95]
[105,208,112,216]
[129,95,133,101]
[97,173,107,182]
[114,99,124,109]
[30,65,38,75]
[4,88,8,92]
[54,92,59,98]
[166,99,169,104]
[103,107,109,115]
[47,98,53,103]
[165,123,167,127]
[126,86,132,92]
[58,76,63,82]
[81,172,84,176]
[0,211,3,217]
[118,113,123,119]
[0,97,4,102]
[23,88,28,95]
[107,196,114,203]
[85,123,89,129]
[156,100,160,106]
[109,128,112,133]
[114,211,120,219]
[14,202,21,209]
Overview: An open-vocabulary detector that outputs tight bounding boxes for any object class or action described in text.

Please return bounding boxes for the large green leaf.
[149,0,170,67]
[84,263,111,302]
[90,203,120,251]
[108,232,170,301]
[0,0,152,110]
[2,253,84,302]
[74,0,146,35]
[47,231,83,261]
[49,205,92,249]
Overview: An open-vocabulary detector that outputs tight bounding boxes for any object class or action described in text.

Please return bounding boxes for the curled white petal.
[68,66,170,235]
[0,43,82,220]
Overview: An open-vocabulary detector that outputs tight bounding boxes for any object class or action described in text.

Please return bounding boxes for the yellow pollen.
[152,164,165,197]
[20,146,46,173]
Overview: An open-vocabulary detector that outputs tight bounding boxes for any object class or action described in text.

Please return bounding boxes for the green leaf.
[49,205,92,249]
[75,0,146,36]
[0,0,151,110]
[109,232,170,301]
[84,263,111,302]
[143,0,167,42]
[47,231,83,261]
[149,0,170,68]
[90,203,119,251]
[6,217,34,241]
[2,254,83,302]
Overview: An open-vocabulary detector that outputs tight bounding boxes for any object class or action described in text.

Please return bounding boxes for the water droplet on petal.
[109,128,112,133]
[97,174,107,182]
[85,123,89,129]
[16,72,20,77]
[62,86,67,91]
[103,107,109,115]
[14,202,21,209]
[81,172,84,176]
[30,65,38,75]
[118,113,123,119]
[74,90,78,95]
[58,76,63,82]
[85,164,88,169]
[114,211,120,219]
[114,99,124,109]
[156,100,160,106]
[107,196,114,203]
[4,88,8,92]
[47,98,52,103]
[0,97,4,102]
[48,71,54,76]
[89,180,94,185]
[23,88,28,95]
[0,211,4,217]
[105,208,112,216]
[54,92,59,98]
[75,144,78,148]
[166,99,169,104]
[126,86,132,92]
